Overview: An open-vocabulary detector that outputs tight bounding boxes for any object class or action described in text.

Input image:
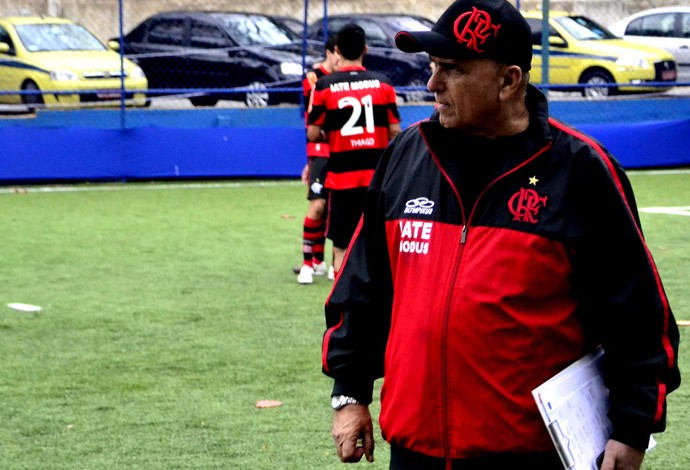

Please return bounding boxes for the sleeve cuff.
[610,415,654,451]
[332,379,374,405]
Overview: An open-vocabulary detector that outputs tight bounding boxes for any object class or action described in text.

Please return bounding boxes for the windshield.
[384,16,433,32]
[15,23,106,52]
[555,16,617,40]
[220,15,292,47]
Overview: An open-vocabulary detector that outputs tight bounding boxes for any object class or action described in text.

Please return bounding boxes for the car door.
[0,25,19,98]
[526,17,573,85]
[124,17,189,90]
[187,19,240,89]
[675,13,690,77]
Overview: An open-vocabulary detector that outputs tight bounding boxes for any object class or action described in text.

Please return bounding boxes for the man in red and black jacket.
[307,24,401,276]
[296,36,340,285]
[322,1,681,469]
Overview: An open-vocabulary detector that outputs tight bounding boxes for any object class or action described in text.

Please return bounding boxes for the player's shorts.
[307,157,329,200]
[326,187,367,248]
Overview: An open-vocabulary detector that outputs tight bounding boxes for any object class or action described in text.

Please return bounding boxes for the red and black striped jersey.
[308,66,400,189]
[303,65,330,158]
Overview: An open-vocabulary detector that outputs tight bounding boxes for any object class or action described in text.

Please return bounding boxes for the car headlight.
[615,55,650,69]
[280,62,303,76]
[130,65,147,79]
[49,70,79,81]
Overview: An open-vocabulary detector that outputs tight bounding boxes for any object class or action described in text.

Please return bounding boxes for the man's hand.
[600,439,645,470]
[332,404,375,463]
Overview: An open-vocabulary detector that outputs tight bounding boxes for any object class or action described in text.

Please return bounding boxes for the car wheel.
[189,95,220,107]
[245,82,270,108]
[580,70,616,98]
[22,81,44,106]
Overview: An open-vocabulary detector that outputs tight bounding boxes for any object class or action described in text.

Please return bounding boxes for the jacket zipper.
[437,141,552,467]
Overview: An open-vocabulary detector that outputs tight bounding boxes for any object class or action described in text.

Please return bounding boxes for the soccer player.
[297,36,340,285]
[307,24,401,276]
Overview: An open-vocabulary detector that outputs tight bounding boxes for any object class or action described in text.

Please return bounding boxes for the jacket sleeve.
[321,140,398,404]
[572,145,681,450]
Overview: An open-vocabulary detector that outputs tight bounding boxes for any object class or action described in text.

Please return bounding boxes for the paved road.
[1,84,689,115]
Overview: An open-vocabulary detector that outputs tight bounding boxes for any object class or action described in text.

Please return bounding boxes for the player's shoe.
[312,261,328,276]
[327,265,335,281]
[297,265,314,284]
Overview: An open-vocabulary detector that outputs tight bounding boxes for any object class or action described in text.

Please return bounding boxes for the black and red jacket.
[322,86,680,459]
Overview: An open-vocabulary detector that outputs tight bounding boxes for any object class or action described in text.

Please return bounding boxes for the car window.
[353,19,389,45]
[382,16,432,34]
[277,17,303,37]
[525,18,560,45]
[190,21,233,48]
[627,13,676,37]
[124,24,146,43]
[683,13,690,38]
[148,19,186,46]
[219,15,291,47]
[324,18,348,37]
[15,23,106,51]
[0,25,15,52]
[555,16,617,40]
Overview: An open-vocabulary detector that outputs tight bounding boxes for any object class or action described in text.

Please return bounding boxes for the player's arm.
[388,122,402,140]
[301,163,310,185]
[307,124,326,143]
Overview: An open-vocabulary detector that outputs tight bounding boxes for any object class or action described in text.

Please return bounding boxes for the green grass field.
[1,172,687,469]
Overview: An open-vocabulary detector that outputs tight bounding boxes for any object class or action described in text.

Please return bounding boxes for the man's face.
[326,49,341,71]
[427,56,504,134]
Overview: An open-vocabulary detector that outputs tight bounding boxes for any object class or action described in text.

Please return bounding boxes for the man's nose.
[427,71,442,93]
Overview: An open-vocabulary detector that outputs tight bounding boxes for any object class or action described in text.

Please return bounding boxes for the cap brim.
[395,30,466,59]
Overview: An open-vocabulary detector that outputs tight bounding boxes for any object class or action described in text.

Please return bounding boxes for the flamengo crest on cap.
[453,7,501,53]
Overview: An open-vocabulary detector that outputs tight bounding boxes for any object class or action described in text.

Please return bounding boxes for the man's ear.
[499,65,523,98]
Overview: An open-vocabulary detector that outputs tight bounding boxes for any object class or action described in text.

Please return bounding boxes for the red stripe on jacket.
[549,118,675,423]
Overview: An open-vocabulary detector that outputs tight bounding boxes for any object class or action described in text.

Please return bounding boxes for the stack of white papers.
[532,347,655,469]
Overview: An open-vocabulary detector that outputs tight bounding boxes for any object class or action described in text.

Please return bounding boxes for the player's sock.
[302,216,322,266]
[313,220,326,264]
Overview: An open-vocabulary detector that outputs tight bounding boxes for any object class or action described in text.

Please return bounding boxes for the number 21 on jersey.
[339,94,374,137]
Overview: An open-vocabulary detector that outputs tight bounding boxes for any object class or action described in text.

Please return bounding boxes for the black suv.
[116,11,319,107]
[307,14,435,102]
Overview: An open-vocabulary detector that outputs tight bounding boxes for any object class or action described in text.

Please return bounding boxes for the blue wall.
[1,97,689,183]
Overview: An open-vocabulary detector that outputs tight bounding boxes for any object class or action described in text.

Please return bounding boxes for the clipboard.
[532,347,655,469]
[532,347,612,469]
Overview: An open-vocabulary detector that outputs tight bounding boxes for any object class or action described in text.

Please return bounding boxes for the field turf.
[1,172,687,469]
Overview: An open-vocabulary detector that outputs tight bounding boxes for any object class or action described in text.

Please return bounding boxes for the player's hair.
[336,24,366,60]
[325,35,337,53]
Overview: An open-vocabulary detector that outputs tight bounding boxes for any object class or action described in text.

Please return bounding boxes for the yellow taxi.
[523,11,677,97]
[0,16,147,107]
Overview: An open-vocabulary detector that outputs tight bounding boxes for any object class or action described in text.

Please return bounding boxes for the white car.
[609,7,690,82]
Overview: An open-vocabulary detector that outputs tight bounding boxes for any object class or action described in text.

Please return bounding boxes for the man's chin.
[438,113,455,129]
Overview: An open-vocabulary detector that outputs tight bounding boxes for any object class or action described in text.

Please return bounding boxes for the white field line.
[628,168,690,176]
[0,168,687,196]
[639,207,690,217]
[0,180,301,195]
